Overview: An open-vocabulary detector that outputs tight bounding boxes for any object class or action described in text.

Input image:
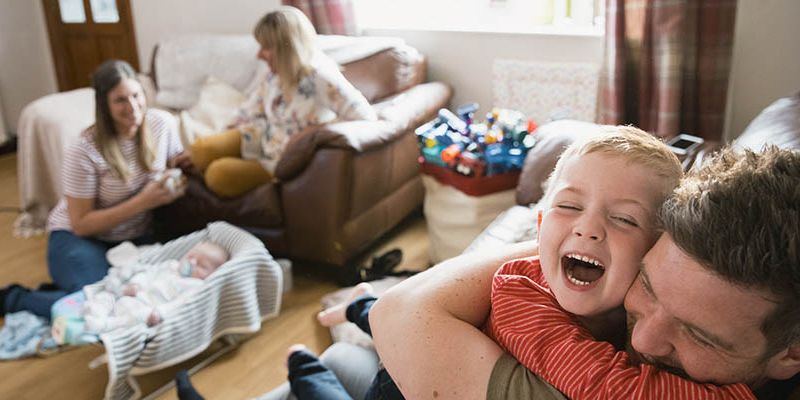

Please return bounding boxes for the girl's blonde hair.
[253,6,317,95]
[541,125,683,207]
[92,59,155,181]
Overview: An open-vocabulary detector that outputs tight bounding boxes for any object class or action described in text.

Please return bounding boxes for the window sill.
[361,24,604,38]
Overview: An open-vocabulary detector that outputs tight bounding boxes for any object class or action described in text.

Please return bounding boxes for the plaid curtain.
[282,0,358,35]
[596,0,737,141]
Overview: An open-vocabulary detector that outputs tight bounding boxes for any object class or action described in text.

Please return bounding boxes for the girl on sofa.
[189,6,377,198]
[0,60,189,320]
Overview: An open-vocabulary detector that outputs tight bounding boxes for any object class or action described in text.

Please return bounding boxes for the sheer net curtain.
[596,0,738,141]
[282,0,358,35]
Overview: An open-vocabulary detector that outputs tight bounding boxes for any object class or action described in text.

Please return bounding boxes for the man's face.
[625,234,784,387]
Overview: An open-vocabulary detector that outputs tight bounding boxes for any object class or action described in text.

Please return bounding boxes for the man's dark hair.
[659,145,800,357]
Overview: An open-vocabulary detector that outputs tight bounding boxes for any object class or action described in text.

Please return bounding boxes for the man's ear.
[766,344,800,381]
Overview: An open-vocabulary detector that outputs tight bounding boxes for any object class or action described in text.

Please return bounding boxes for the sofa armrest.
[275,119,405,181]
[275,81,452,181]
[374,82,453,130]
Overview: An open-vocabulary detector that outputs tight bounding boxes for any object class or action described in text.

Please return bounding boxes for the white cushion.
[178,76,246,146]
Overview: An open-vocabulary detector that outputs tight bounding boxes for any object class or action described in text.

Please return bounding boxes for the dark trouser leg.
[3,286,67,318]
[4,231,112,319]
[365,368,405,400]
[345,295,378,335]
[289,349,354,400]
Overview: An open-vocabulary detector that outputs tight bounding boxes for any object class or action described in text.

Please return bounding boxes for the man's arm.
[490,269,755,400]
[369,241,538,400]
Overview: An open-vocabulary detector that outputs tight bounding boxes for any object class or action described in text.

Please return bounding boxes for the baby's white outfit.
[83,259,203,334]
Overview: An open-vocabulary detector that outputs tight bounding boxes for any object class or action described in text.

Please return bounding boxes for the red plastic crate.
[419,159,520,196]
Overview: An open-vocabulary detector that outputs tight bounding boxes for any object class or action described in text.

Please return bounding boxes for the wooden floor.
[0,153,430,399]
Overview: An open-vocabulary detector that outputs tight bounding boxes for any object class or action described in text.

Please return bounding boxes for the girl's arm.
[316,62,377,122]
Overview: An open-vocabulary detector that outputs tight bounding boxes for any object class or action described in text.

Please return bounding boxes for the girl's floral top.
[234,51,376,173]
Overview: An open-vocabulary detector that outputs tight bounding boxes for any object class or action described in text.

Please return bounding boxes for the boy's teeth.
[566,272,591,286]
[566,253,604,268]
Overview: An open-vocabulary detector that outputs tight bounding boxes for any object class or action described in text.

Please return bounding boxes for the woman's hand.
[168,151,196,173]
[66,176,184,237]
[136,176,183,209]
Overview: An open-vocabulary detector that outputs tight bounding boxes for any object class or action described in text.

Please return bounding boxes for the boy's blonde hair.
[540,125,683,208]
[253,6,317,95]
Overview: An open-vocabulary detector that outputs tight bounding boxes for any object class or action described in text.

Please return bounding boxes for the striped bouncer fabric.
[93,221,283,399]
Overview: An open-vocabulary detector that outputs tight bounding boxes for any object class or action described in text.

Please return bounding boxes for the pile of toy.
[416,103,538,177]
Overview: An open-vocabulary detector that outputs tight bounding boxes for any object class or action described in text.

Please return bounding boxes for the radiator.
[492,59,600,124]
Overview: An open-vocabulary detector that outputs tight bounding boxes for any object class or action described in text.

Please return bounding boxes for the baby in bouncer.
[52,241,229,344]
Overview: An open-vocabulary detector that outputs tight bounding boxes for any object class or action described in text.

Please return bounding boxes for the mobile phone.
[666,134,704,156]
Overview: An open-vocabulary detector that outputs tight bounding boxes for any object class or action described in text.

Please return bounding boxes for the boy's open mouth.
[562,253,605,286]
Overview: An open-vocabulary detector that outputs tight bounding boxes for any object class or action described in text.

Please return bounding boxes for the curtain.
[282,0,358,35]
[0,90,8,146]
[596,0,737,141]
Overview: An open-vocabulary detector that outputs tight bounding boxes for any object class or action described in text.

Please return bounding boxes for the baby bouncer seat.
[94,221,283,400]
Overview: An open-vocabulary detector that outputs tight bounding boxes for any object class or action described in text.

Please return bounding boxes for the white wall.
[726,0,800,140]
[364,29,604,117]
[0,0,58,134]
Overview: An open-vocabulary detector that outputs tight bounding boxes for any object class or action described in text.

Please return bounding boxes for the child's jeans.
[289,295,404,400]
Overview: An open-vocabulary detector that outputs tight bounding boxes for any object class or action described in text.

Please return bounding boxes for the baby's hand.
[147,311,162,327]
[122,284,139,297]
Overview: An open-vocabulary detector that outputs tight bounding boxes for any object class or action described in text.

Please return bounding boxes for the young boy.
[285,126,754,399]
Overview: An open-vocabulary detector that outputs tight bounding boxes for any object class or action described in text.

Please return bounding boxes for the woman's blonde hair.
[92,59,155,181]
[253,6,317,95]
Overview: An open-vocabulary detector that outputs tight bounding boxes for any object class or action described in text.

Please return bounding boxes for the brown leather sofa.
[468,91,800,250]
[156,44,452,272]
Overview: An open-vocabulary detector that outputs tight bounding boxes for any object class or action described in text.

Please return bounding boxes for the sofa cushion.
[733,91,800,151]
[152,34,262,110]
[178,76,246,146]
[341,45,426,104]
[150,34,423,110]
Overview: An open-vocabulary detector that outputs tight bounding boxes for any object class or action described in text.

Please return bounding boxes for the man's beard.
[625,315,691,380]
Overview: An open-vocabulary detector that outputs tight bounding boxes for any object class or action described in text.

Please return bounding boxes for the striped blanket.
[92,221,283,400]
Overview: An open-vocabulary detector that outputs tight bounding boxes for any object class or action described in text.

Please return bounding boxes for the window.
[59,0,86,23]
[354,0,604,35]
[90,0,120,23]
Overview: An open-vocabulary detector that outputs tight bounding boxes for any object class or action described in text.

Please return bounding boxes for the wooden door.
[42,0,139,91]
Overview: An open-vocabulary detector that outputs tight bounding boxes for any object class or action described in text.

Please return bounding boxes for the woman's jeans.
[3,230,152,319]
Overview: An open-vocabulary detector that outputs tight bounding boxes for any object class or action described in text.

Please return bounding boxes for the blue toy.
[416,103,537,177]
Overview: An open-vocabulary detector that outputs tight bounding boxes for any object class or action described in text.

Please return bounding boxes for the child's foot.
[0,284,27,317]
[287,343,309,364]
[316,282,374,327]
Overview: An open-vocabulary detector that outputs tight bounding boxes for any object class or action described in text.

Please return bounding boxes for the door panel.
[42,0,139,91]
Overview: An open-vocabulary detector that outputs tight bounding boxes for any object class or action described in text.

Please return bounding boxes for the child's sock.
[175,370,205,400]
